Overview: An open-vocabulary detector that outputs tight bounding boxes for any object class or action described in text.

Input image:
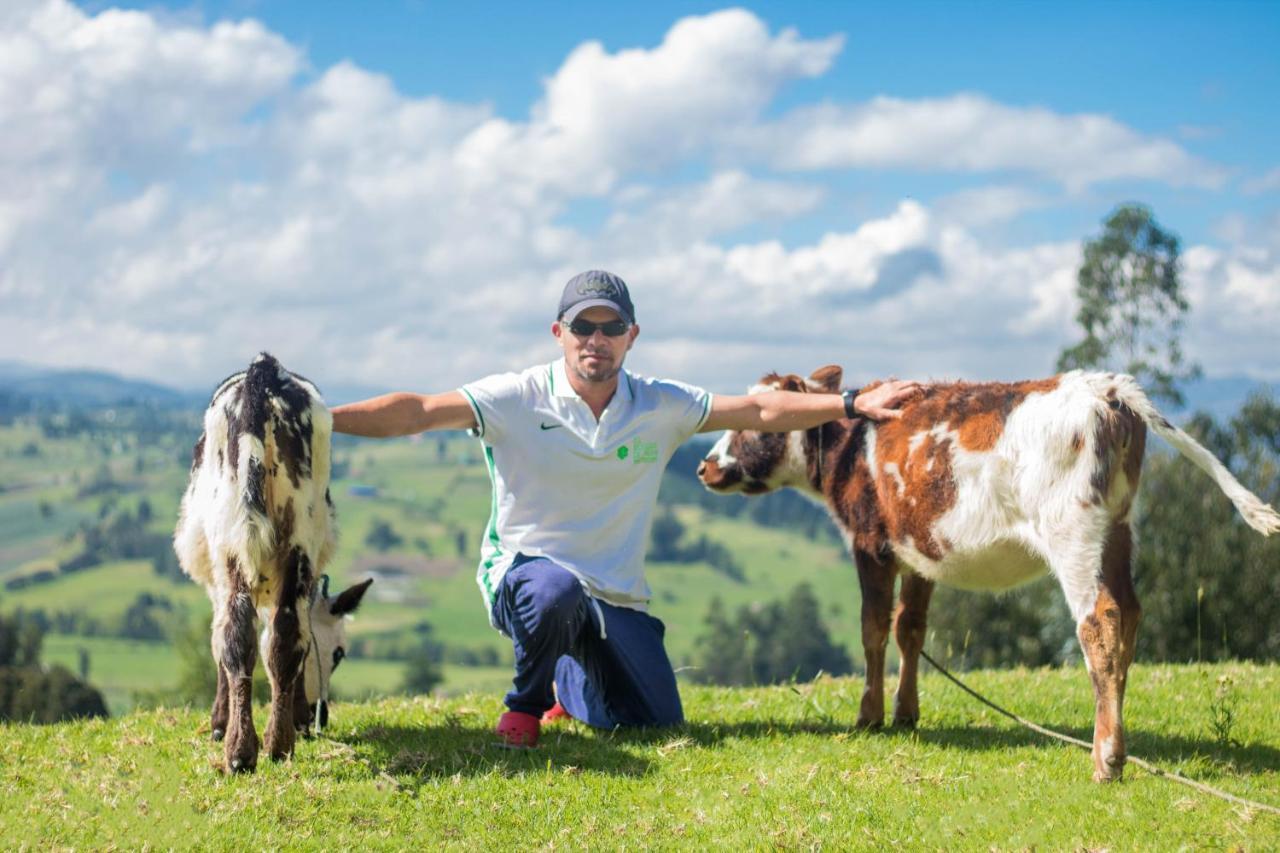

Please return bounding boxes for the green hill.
[0,414,859,712]
[2,664,1277,848]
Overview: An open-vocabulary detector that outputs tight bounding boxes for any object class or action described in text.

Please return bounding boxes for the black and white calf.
[174,353,371,773]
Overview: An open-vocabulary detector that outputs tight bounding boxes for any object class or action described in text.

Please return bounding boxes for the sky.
[2,0,1277,398]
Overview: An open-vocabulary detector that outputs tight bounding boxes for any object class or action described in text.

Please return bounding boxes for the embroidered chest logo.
[619,438,659,463]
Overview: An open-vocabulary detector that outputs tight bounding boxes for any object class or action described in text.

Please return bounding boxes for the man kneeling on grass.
[331,270,918,746]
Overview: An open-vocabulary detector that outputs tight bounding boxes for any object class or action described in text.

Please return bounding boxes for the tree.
[926,580,1077,671]
[690,584,853,685]
[397,622,445,696]
[120,593,171,640]
[690,597,748,684]
[1131,393,1280,662]
[365,519,404,552]
[769,583,854,682]
[649,507,686,562]
[1057,203,1200,406]
[0,613,108,723]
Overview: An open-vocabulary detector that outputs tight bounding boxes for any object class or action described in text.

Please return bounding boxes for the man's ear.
[330,578,374,616]
[807,364,843,392]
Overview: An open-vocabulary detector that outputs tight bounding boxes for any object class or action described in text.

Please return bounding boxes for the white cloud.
[605,171,825,247]
[758,94,1227,191]
[458,8,843,198]
[0,2,1269,396]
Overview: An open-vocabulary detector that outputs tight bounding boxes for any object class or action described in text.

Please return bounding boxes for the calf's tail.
[233,352,284,566]
[1110,375,1280,536]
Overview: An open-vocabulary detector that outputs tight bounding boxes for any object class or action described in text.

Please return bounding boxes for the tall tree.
[1057,203,1200,405]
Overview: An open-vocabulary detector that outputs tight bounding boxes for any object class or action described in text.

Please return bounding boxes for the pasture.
[3,663,1277,848]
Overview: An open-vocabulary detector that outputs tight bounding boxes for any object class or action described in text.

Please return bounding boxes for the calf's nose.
[696,460,708,479]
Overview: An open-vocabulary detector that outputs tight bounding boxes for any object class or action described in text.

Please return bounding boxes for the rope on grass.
[918,649,1280,817]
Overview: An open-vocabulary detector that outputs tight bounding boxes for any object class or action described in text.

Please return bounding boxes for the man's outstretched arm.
[331,391,477,437]
[700,379,922,434]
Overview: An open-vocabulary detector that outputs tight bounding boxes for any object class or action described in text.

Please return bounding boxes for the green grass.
[335,661,515,701]
[3,663,1277,848]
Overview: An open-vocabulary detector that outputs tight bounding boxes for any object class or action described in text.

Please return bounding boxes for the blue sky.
[4,1,1278,391]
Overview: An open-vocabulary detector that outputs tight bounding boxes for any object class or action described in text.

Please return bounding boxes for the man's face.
[553,305,639,385]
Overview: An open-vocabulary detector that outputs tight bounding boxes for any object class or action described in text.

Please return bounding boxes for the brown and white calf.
[698,366,1280,782]
[174,353,371,773]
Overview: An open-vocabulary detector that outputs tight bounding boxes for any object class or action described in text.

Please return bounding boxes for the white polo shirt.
[460,359,713,620]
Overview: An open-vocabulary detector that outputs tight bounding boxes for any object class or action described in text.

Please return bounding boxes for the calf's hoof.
[1093,754,1125,783]
[211,728,225,742]
[264,735,295,762]
[223,731,259,775]
[854,715,884,730]
[891,714,918,729]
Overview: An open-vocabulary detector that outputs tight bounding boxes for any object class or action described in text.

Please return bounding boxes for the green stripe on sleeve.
[459,387,485,438]
[697,391,714,430]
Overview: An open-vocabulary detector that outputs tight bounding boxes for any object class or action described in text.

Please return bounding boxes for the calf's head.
[697,365,843,496]
[260,575,373,732]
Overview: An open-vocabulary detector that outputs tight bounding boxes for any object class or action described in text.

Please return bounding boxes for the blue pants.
[490,556,683,728]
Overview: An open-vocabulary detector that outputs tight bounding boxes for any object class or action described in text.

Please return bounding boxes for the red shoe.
[495,711,540,748]
[541,702,569,723]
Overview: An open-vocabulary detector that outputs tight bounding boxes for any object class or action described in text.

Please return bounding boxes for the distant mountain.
[0,361,387,411]
[0,360,1274,418]
[0,361,200,409]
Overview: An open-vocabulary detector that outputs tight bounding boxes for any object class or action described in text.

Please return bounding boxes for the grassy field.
[3,662,1277,849]
[42,634,185,714]
[40,633,515,715]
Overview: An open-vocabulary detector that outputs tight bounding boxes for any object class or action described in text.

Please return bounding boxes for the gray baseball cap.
[557,270,635,325]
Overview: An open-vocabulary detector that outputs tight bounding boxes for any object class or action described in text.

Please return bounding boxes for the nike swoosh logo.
[540,422,562,431]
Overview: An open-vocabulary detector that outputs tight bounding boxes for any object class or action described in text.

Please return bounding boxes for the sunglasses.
[564,318,631,337]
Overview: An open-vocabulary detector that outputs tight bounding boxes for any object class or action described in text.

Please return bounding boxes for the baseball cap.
[557,270,635,325]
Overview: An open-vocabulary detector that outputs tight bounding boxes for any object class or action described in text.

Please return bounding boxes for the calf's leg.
[210,655,229,741]
[1075,522,1141,782]
[292,669,313,736]
[263,547,311,761]
[215,562,259,773]
[854,549,896,728]
[892,571,935,728]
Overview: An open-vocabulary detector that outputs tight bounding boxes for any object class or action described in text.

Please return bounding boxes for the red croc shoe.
[541,702,569,724]
[495,711,540,748]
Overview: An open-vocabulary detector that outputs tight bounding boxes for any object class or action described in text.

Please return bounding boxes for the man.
[331,270,919,746]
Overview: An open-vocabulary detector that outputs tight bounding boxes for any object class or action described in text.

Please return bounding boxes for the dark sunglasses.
[565,318,631,337]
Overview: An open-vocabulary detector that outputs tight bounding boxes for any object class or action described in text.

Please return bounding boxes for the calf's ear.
[807,364,843,392]
[330,577,374,615]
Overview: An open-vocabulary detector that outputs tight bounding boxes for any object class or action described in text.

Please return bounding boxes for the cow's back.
[174,354,335,601]
[860,371,1144,589]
